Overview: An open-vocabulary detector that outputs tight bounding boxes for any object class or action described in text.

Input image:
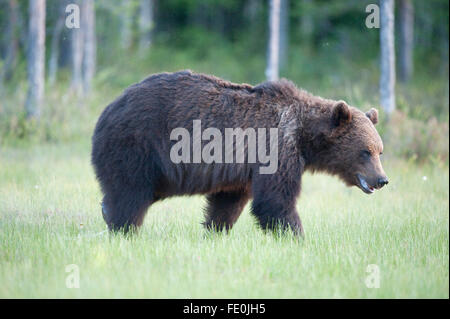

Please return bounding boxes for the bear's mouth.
[356,174,375,194]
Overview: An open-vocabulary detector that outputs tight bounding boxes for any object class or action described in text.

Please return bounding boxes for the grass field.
[0,141,448,298]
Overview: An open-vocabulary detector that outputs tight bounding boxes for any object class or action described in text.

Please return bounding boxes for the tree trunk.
[440,22,449,78]
[120,0,133,50]
[266,0,281,81]
[25,0,46,119]
[380,0,396,115]
[71,0,84,95]
[279,0,289,70]
[82,0,96,94]
[59,27,73,69]
[245,0,262,30]
[398,0,414,83]
[139,0,154,54]
[0,0,19,85]
[48,0,66,86]
[300,0,313,44]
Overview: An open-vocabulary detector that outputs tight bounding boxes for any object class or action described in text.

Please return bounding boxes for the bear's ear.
[365,108,378,125]
[331,101,352,127]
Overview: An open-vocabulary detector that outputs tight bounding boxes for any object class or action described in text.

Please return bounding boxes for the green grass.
[0,141,448,298]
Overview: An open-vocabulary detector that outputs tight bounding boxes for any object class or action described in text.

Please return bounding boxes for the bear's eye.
[361,150,371,159]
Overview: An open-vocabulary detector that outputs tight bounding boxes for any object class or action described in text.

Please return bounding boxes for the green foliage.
[1,40,449,165]
[0,83,113,147]
[380,111,449,163]
[0,0,448,164]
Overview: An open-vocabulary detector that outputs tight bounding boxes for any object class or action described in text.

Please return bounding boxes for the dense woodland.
[0,0,448,162]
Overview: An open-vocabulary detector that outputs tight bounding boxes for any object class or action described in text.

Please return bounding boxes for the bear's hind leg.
[203,190,250,232]
[102,188,153,234]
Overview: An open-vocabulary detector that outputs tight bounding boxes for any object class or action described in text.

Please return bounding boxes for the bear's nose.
[377,177,389,188]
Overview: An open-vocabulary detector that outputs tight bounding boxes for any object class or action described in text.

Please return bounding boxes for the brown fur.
[91,70,387,235]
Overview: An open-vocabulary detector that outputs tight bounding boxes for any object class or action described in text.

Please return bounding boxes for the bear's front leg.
[251,195,303,237]
[251,164,304,237]
[203,189,250,232]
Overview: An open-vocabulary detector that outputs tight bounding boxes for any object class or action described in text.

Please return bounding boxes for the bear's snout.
[356,173,388,194]
[376,176,389,189]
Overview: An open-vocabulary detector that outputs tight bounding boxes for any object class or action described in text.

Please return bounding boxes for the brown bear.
[91,70,388,236]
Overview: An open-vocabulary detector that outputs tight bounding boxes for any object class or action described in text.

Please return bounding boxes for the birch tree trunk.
[71,0,84,95]
[0,0,19,92]
[398,0,414,83]
[82,0,96,94]
[25,0,46,119]
[266,0,281,81]
[380,0,396,115]
[48,0,66,86]
[139,0,154,54]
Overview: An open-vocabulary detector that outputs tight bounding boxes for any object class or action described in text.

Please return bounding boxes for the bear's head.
[310,101,389,194]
